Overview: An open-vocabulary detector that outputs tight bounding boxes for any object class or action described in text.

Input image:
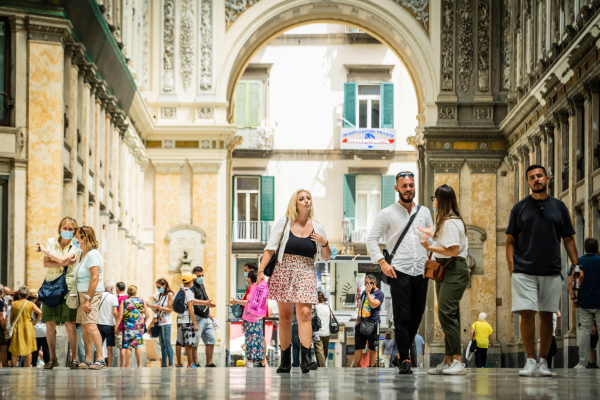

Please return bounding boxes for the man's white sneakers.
[519,358,538,376]
[537,359,553,377]
[427,361,450,375]
[573,363,586,370]
[442,360,467,375]
[519,358,555,377]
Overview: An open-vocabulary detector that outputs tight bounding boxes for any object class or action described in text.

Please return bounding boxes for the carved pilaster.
[502,0,512,91]
[180,0,194,91]
[162,0,176,93]
[476,0,491,94]
[440,0,456,93]
[458,0,473,92]
[199,0,213,91]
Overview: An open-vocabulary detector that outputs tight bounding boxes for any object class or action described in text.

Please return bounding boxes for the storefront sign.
[340,128,396,150]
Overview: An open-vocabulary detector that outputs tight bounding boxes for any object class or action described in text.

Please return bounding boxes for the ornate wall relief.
[476,107,492,119]
[225,0,261,29]
[477,0,490,92]
[197,107,214,119]
[458,0,473,92]
[162,0,176,92]
[394,0,430,31]
[439,107,456,120]
[180,0,194,91]
[199,0,213,91]
[142,0,150,89]
[161,107,177,119]
[502,0,511,90]
[441,0,455,91]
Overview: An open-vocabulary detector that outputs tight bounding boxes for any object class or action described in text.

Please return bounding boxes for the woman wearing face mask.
[257,189,331,374]
[418,184,470,376]
[147,278,174,367]
[36,217,82,370]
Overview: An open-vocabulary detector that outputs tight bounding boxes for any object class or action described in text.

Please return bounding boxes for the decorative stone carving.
[458,0,473,92]
[552,0,560,44]
[142,0,150,89]
[180,0,194,91]
[477,0,490,92]
[502,0,511,90]
[161,107,177,119]
[476,107,492,119]
[165,225,206,272]
[440,0,455,91]
[467,225,487,282]
[162,0,175,92]
[197,107,214,119]
[439,107,456,120]
[225,0,260,29]
[429,159,465,173]
[199,0,213,91]
[394,0,430,31]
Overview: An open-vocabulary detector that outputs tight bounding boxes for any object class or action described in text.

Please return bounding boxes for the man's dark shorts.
[97,324,116,347]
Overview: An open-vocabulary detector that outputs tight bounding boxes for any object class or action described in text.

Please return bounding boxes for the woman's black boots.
[301,345,318,373]
[277,346,292,373]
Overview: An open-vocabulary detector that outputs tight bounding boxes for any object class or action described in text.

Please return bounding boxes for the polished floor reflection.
[0,367,598,399]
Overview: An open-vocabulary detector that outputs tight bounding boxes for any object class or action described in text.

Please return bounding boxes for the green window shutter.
[343,82,357,128]
[260,176,275,221]
[343,174,356,241]
[381,175,397,209]
[381,83,394,129]
[235,82,247,126]
[248,81,261,127]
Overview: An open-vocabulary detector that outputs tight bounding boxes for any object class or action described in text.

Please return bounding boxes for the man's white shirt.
[366,202,433,277]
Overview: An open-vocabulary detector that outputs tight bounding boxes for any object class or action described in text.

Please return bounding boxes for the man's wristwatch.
[84,294,91,300]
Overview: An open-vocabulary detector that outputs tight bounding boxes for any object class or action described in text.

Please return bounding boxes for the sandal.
[78,361,92,369]
[44,358,58,370]
[89,359,107,370]
[70,360,79,369]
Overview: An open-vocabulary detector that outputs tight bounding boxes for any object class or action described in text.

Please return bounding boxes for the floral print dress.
[242,286,264,362]
[123,297,145,349]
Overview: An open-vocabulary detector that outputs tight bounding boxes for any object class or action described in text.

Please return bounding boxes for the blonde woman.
[257,189,331,374]
[73,226,106,370]
[36,217,81,369]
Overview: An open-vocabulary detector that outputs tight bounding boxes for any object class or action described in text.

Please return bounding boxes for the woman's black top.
[284,230,317,258]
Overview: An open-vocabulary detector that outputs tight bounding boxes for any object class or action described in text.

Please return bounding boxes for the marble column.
[25,39,64,288]
[543,123,556,196]
[583,91,593,238]
[559,111,570,194]
[519,146,530,200]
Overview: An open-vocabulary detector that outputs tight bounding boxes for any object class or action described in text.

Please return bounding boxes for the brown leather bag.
[423,253,455,281]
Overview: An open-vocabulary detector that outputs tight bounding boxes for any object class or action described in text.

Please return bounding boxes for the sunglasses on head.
[396,171,415,180]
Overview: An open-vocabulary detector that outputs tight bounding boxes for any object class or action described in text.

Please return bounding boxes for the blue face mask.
[433,207,437,214]
[157,287,165,294]
[329,245,338,260]
[244,272,248,277]
[196,277,204,285]
[61,230,74,240]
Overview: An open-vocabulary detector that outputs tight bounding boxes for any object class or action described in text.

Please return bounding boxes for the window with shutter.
[381,83,394,129]
[234,82,247,127]
[343,83,357,128]
[248,81,261,127]
[234,80,262,127]
[355,176,382,231]
[260,176,275,222]
[381,175,397,209]
[343,174,356,240]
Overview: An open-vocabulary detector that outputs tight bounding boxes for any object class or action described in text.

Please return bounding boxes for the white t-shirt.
[315,304,331,337]
[431,218,469,259]
[75,249,104,292]
[176,287,195,324]
[97,292,119,326]
[156,293,173,326]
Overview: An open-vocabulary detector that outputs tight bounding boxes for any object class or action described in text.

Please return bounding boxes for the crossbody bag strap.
[273,218,289,259]
[12,300,29,327]
[70,253,85,294]
[390,205,422,259]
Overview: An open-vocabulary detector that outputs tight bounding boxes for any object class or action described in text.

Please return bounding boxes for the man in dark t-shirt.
[506,165,579,377]
[568,238,600,369]
[353,274,385,367]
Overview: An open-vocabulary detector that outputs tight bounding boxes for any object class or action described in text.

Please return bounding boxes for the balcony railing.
[232,221,270,242]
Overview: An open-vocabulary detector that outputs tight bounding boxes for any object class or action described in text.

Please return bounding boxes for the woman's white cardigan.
[264,216,329,263]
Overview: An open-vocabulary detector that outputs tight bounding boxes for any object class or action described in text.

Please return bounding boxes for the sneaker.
[589,363,599,369]
[175,364,183,368]
[187,363,198,368]
[427,361,450,375]
[205,364,216,368]
[538,359,553,377]
[519,358,538,377]
[574,363,586,370]
[442,360,467,375]
[398,360,413,375]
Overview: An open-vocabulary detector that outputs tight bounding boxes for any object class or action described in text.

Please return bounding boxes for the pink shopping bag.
[242,281,269,322]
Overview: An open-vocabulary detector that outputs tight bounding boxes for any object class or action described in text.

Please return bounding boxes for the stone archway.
[217,0,438,129]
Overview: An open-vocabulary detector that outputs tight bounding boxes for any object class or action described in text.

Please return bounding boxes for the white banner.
[340,128,396,150]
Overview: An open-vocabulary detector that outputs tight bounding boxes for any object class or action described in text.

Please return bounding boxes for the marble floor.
[0,367,598,399]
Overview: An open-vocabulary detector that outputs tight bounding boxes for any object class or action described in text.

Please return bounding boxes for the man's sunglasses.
[535,201,544,217]
[396,171,415,180]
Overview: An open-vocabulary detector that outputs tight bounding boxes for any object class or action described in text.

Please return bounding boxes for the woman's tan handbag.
[423,253,455,282]
[65,257,83,309]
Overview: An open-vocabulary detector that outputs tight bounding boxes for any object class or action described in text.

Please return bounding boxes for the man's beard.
[531,184,547,194]
[399,192,414,203]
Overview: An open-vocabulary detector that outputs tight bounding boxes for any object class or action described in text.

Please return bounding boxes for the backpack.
[173,289,187,314]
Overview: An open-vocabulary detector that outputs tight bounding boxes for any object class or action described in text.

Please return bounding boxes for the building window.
[234,80,262,128]
[343,174,396,242]
[232,175,274,242]
[343,82,394,129]
[0,18,11,126]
